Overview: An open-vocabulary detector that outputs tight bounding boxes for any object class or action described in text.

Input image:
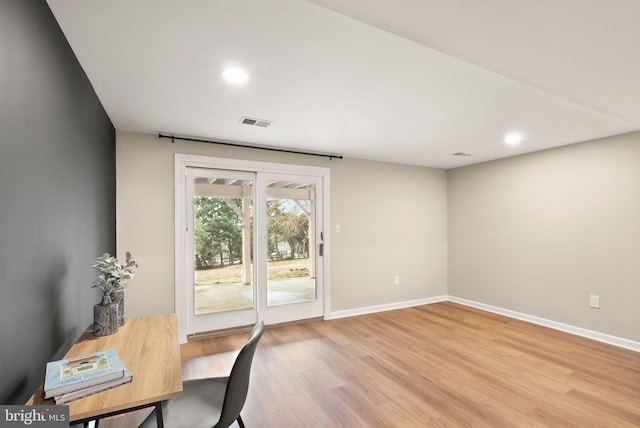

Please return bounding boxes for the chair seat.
[140,377,228,428]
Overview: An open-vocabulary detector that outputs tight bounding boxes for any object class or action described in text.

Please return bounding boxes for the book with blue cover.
[44,348,127,399]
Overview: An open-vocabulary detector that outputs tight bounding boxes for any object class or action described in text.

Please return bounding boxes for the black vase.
[93,294,119,336]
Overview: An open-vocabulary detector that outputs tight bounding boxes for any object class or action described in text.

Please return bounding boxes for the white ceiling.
[46,0,640,169]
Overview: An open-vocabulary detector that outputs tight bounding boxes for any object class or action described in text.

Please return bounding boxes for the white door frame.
[175,153,331,343]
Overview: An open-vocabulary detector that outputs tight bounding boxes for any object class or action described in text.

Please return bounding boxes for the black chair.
[141,320,264,428]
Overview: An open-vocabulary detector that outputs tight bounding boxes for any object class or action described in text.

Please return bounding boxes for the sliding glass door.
[181,163,326,336]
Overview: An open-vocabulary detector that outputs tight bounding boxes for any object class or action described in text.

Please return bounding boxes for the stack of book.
[44,348,132,404]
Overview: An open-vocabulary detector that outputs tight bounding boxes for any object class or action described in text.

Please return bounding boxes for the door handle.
[319,243,324,256]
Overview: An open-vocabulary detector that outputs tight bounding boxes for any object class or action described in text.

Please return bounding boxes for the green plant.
[91,252,138,295]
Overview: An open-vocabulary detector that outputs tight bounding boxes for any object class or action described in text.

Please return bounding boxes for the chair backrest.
[215,320,264,428]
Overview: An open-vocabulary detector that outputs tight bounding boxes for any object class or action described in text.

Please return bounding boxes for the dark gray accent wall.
[1,1,115,404]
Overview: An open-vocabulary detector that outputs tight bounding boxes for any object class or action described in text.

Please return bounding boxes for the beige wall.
[330,157,448,310]
[116,131,448,318]
[118,129,639,343]
[448,131,640,341]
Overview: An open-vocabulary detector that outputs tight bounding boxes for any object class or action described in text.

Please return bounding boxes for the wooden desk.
[28,314,183,427]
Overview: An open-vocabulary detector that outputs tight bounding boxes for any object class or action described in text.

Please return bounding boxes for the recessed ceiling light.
[504,133,523,146]
[222,68,249,85]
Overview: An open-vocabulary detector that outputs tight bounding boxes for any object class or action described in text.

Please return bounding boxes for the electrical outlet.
[589,295,600,309]
[335,224,341,233]
[394,276,400,286]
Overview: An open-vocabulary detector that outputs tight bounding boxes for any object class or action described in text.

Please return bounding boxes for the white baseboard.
[448,295,640,353]
[329,295,448,320]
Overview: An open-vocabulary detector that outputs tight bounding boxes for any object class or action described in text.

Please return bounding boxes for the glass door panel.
[186,168,257,333]
[258,173,324,325]
[265,180,317,307]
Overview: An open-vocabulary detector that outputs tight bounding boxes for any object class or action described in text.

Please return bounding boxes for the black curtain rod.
[158,133,343,160]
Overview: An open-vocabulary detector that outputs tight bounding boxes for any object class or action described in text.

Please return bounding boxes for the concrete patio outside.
[195,276,316,314]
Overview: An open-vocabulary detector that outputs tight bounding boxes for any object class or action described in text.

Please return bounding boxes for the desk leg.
[155,402,164,428]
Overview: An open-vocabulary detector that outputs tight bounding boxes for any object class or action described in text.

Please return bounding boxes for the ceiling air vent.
[240,116,273,128]
[452,152,471,157]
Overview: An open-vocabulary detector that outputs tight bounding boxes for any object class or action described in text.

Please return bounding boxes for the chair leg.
[237,415,245,428]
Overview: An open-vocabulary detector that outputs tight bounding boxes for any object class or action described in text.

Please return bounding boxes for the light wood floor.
[181,302,639,427]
